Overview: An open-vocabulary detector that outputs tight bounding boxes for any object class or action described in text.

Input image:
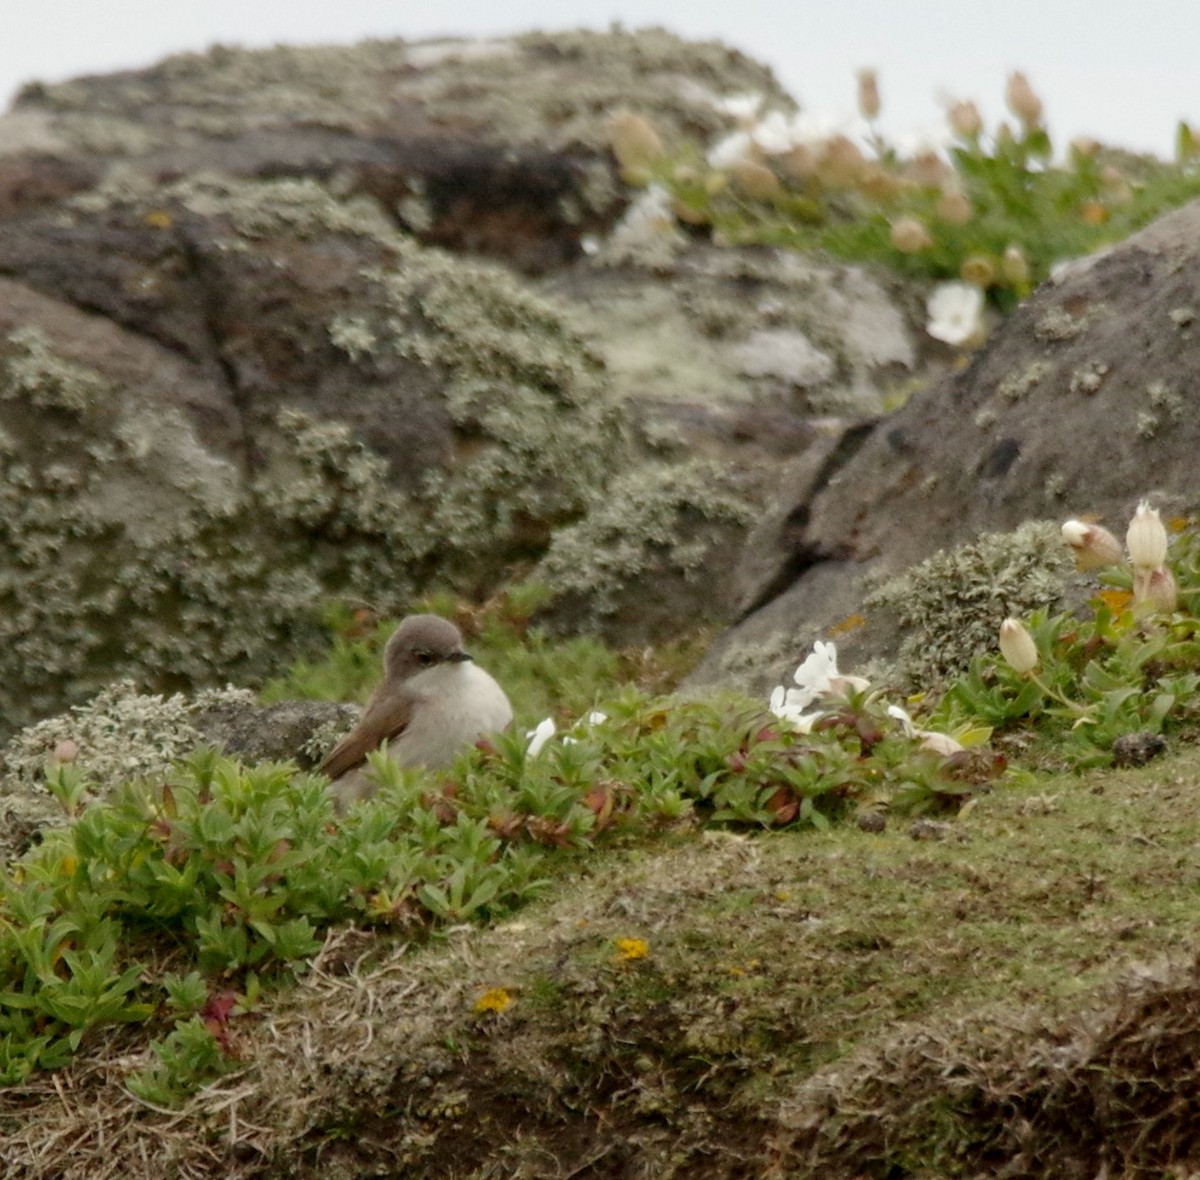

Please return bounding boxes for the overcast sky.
[4,1,1197,158]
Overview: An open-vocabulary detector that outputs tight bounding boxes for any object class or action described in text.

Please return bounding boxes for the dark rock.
[193,699,358,769]
[1111,731,1168,768]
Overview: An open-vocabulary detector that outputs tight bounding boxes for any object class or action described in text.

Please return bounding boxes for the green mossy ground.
[5,738,1200,1177]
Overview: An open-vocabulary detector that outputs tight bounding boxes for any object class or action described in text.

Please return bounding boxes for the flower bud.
[778,143,818,180]
[1126,500,1168,572]
[732,160,782,200]
[608,111,664,172]
[856,68,882,120]
[960,254,996,286]
[51,739,79,765]
[947,99,984,138]
[1002,244,1030,287]
[935,187,972,226]
[1061,519,1123,571]
[999,618,1039,674]
[817,135,866,187]
[906,150,950,188]
[1136,566,1178,613]
[1005,72,1043,127]
[890,216,933,253]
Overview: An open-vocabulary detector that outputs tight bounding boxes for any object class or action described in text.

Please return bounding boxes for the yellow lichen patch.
[1097,588,1133,614]
[830,613,867,637]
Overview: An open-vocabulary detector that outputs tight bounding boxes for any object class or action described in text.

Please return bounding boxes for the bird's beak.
[448,650,472,663]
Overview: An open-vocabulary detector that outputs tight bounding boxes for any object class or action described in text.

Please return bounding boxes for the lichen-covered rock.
[538,243,931,459]
[534,459,760,644]
[0,682,257,860]
[2,29,791,268]
[694,197,1200,693]
[0,681,354,859]
[0,175,625,731]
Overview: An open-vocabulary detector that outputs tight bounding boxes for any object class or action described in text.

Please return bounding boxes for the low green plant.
[622,73,1200,310]
[0,674,1005,1098]
[933,525,1200,767]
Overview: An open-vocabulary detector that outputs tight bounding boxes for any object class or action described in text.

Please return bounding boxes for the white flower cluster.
[525,711,609,757]
[707,98,852,170]
[769,641,963,754]
[767,640,867,733]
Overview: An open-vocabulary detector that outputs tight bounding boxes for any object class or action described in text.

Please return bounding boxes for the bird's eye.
[415,650,436,667]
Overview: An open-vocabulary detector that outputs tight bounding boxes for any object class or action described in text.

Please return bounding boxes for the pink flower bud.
[1134,566,1178,613]
[51,739,79,765]
[935,188,973,226]
[999,618,1039,674]
[890,216,933,253]
[1002,244,1030,287]
[608,111,664,172]
[1061,519,1123,571]
[960,254,996,286]
[856,69,882,120]
[1005,72,1043,127]
[947,100,983,138]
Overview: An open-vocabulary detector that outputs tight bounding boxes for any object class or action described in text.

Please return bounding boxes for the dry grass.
[7,743,1200,1177]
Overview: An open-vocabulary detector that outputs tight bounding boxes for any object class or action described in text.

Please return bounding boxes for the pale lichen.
[535,459,758,625]
[0,681,254,792]
[997,360,1054,402]
[865,520,1073,686]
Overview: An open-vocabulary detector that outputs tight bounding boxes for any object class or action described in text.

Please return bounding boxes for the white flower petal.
[714,92,764,121]
[707,129,755,169]
[525,717,556,757]
[887,704,917,736]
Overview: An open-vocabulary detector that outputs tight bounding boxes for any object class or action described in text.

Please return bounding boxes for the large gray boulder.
[694,198,1200,691]
[0,174,622,731]
[0,28,792,271]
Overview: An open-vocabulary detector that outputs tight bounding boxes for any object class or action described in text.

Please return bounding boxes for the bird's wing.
[318,689,413,780]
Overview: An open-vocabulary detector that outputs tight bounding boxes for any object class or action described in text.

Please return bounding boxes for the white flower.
[714,92,765,123]
[768,640,869,733]
[790,640,869,706]
[562,710,609,746]
[1126,499,1168,572]
[790,639,841,708]
[783,110,851,149]
[768,685,823,733]
[886,705,964,756]
[750,110,799,155]
[525,717,556,757]
[707,129,756,169]
[925,281,985,345]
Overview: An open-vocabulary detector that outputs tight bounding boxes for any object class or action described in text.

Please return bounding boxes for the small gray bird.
[319,614,513,811]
